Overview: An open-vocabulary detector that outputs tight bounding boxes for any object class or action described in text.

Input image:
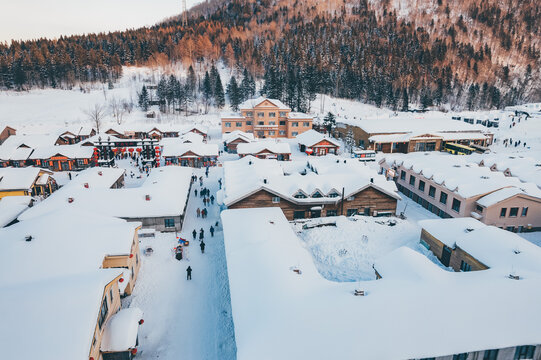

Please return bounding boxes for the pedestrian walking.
[215,220,219,228]
[210,226,214,237]
[202,208,207,218]
[196,208,201,218]
[200,228,204,238]
[200,241,205,254]
[192,229,197,240]
[186,266,192,280]
[194,189,198,197]
[210,195,215,204]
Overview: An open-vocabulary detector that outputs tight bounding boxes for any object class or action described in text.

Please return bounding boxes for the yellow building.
[0,167,56,199]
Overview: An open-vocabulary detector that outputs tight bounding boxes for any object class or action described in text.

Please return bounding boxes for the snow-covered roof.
[476,187,527,207]
[0,208,139,287]
[0,195,31,227]
[419,217,488,248]
[374,246,446,281]
[161,140,218,157]
[236,141,291,155]
[349,115,486,134]
[287,112,312,119]
[220,112,244,119]
[296,129,340,147]
[101,307,143,352]
[222,207,541,360]
[19,166,192,220]
[382,152,541,199]
[64,167,125,190]
[369,131,488,143]
[239,96,290,110]
[222,130,254,144]
[0,167,51,191]
[29,144,93,159]
[221,156,399,207]
[0,269,122,360]
[472,154,541,189]
[178,131,204,143]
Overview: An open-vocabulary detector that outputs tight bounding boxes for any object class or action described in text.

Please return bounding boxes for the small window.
[164,218,175,228]
[236,122,242,127]
[268,131,275,135]
[246,121,252,126]
[326,210,337,217]
[293,210,305,219]
[400,171,406,180]
[460,260,471,272]
[428,186,436,198]
[347,196,355,201]
[269,112,276,117]
[452,198,461,212]
[294,192,307,199]
[346,209,357,216]
[292,122,299,127]
[453,354,468,360]
[409,175,416,186]
[476,205,483,212]
[225,122,231,127]
[269,121,276,125]
[279,130,286,135]
[292,132,298,136]
[506,226,515,232]
[500,208,507,217]
[303,122,310,127]
[509,207,519,217]
[257,112,264,117]
[328,191,340,198]
[522,207,528,217]
[258,121,264,125]
[312,191,323,198]
[418,180,425,192]
[272,196,280,203]
[246,111,253,117]
[136,253,139,265]
[483,349,499,360]
[515,345,535,359]
[98,298,109,329]
[440,192,448,205]
[109,289,114,304]
[279,121,286,125]
[279,111,287,117]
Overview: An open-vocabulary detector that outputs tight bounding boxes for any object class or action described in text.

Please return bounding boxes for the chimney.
[25,235,32,242]
[263,179,267,184]
[145,195,151,201]
[84,183,89,188]
[370,178,374,183]
[98,171,103,176]
[68,197,74,203]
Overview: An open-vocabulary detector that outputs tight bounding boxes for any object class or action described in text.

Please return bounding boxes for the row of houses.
[219,155,400,220]
[379,153,541,232]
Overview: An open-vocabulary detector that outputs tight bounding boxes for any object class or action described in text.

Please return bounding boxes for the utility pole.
[182,0,188,26]
[341,187,345,216]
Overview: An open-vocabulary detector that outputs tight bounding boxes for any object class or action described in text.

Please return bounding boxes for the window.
[453,354,468,360]
[246,121,252,126]
[500,208,507,217]
[522,207,528,217]
[328,191,339,198]
[279,111,287,117]
[506,226,515,232]
[428,186,436,198]
[312,191,323,198]
[476,205,483,212]
[279,130,286,135]
[225,122,231,128]
[268,131,275,136]
[109,289,114,304]
[303,122,310,127]
[452,198,461,212]
[460,260,471,272]
[279,121,286,125]
[409,175,416,186]
[515,345,535,359]
[292,122,299,127]
[326,210,337,217]
[269,112,276,117]
[293,210,305,219]
[77,159,85,167]
[509,207,519,217]
[257,112,265,117]
[346,209,357,216]
[269,121,276,125]
[483,349,499,360]
[258,121,264,125]
[136,253,139,265]
[347,196,355,201]
[359,140,365,148]
[418,180,425,192]
[439,192,448,205]
[292,132,298,136]
[236,122,242,127]
[246,111,253,117]
[400,170,406,180]
[164,218,175,228]
[294,192,307,199]
[272,196,280,203]
[98,298,109,329]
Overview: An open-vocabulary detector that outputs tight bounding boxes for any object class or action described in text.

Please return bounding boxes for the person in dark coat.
[210,195,215,204]
[194,189,198,197]
[199,228,204,239]
[186,266,192,280]
[210,226,214,237]
[196,208,201,218]
[200,241,205,254]
[192,229,197,240]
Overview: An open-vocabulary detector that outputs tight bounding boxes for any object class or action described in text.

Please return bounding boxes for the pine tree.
[187,66,197,95]
[240,68,255,101]
[323,112,336,135]
[227,76,241,111]
[401,88,409,112]
[214,72,225,109]
[138,85,150,111]
[346,129,355,153]
[202,71,212,113]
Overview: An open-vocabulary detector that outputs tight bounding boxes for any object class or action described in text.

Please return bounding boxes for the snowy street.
[125,166,236,360]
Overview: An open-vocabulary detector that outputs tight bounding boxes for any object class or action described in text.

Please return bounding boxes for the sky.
[0,0,204,43]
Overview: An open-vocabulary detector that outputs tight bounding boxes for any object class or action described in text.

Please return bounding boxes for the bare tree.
[109,96,127,125]
[84,103,107,133]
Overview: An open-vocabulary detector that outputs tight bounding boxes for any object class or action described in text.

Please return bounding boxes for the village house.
[334,115,492,153]
[296,129,340,156]
[223,130,254,153]
[220,156,399,220]
[0,167,56,199]
[0,125,16,144]
[472,154,541,189]
[380,153,541,232]
[161,139,219,168]
[19,166,192,232]
[418,217,541,273]
[0,133,57,167]
[1,270,143,360]
[0,195,32,227]
[29,145,94,171]
[237,141,291,160]
[55,127,96,145]
[221,97,313,139]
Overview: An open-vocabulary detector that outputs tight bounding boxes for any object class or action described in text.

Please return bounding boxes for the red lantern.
[128,148,134,153]
[90,358,95,360]
[121,148,126,152]
[155,146,160,150]
[136,148,142,153]
[131,348,138,355]
[119,278,124,283]
[139,319,144,325]
[129,254,134,258]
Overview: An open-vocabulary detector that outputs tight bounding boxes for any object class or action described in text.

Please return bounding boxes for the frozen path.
[126,166,236,360]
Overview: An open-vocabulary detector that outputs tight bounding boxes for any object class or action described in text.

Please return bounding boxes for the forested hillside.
[1,0,539,110]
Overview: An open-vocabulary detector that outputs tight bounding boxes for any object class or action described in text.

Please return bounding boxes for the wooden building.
[29,145,94,171]
[296,129,340,156]
[55,127,96,145]
[237,141,291,160]
[223,130,254,153]
[0,167,56,199]
[162,142,219,168]
[0,126,16,145]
